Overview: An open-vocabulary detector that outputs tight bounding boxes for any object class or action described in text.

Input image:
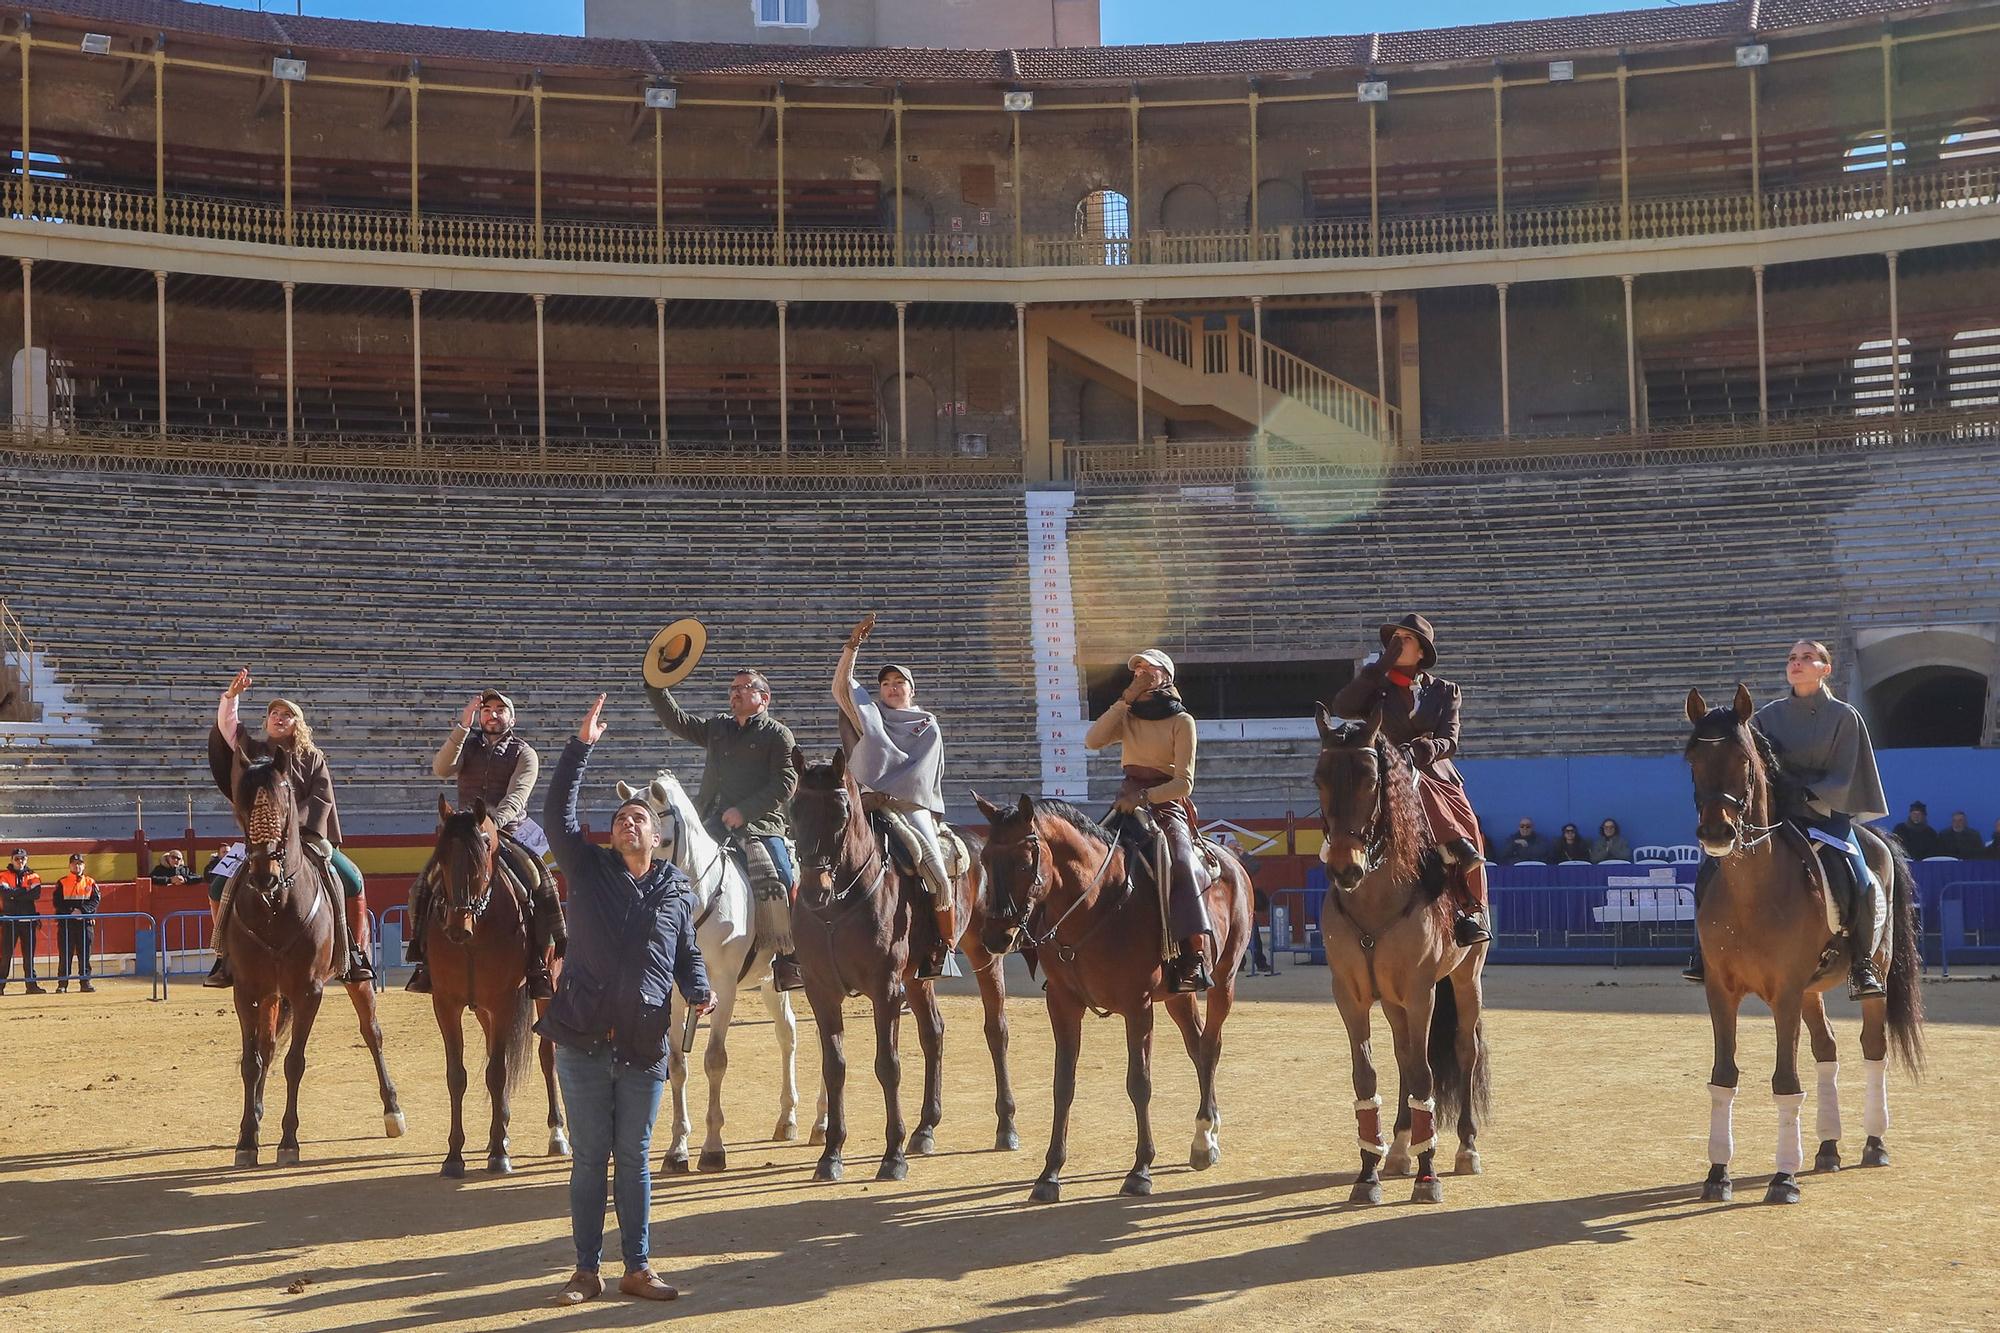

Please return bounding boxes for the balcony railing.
[5,162,1995,271]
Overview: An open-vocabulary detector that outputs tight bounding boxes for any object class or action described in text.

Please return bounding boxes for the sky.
[209,0,1685,43]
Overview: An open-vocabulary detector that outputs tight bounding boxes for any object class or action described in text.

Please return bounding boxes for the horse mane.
[1024,797,1115,849]
[1376,741,1427,886]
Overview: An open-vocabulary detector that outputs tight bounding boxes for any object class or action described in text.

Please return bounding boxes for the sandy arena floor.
[0,963,1994,1331]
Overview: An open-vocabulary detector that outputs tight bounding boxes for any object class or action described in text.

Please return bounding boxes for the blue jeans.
[756,834,796,889]
[553,1043,666,1273]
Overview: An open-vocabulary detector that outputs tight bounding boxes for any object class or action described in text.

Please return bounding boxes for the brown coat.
[1330,663,1465,787]
[224,724,344,846]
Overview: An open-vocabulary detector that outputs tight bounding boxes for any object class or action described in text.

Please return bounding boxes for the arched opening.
[1949,325,2000,408]
[1254,178,1306,226]
[1850,336,1911,416]
[1159,181,1219,232]
[882,372,938,453]
[1076,188,1130,264]
[1842,134,1908,219]
[1867,665,1989,747]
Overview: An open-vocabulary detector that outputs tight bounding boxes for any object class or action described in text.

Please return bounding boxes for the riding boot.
[1168,936,1213,994]
[772,952,805,992]
[1452,860,1492,947]
[1845,870,1886,1001]
[916,905,956,980]
[403,869,434,992]
[343,893,375,985]
[1682,947,1706,984]
[204,883,236,988]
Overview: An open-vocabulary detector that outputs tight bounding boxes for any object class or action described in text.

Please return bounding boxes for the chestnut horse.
[1683,686,1923,1204]
[207,731,403,1166]
[1312,705,1490,1205]
[421,796,568,1177]
[789,749,1018,1184]
[975,793,1251,1203]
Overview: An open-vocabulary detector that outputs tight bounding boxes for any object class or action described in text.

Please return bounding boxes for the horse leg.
[874,991,909,1181]
[537,997,568,1157]
[435,995,468,1178]
[1857,989,1892,1168]
[905,982,944,1157]
[1031,988,1085,1203]
[1194,981,1231,1169]
[1398,982,1444,1204]
[1334,985,1385,1203]
[478,1005,512,1174]
[1381,1004,1415,1178]
[812,994,849,1182]
[1121,1005,1158,1197]
[232,990,269,1166]
[699,983,740,1172]
[1765,992,1806,1204]
[275,988,324,1167]
[661,988,693,1174]
[1451,964,1486,1176]
[1162,994,1213,1171]
[1702,980,1743,1202]
[345,976,404,1138]
[762,984,802,1142]
[1804,991,1842,1173]
[966,942,1018,1151]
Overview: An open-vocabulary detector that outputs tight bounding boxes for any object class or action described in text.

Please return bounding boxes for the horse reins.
[1690,733,1783,851]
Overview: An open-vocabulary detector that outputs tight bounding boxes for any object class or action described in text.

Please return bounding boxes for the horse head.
[433,795,499,943]
[231,749,307,914]
[789,747,862,909]
[1313,702,1396,891]
[973,792,1054,954]
[1684,684,1763,857]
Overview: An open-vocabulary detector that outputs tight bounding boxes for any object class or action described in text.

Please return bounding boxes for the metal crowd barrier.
[160,906,390,992]
[0,911,164,1000]
[1931,880,2000,978]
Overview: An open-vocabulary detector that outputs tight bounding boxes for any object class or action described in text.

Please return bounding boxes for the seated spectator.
[150,849,196,885]
[1936,810,1985,859]
[1550,824,1593,863]
[1988,818,2000,860]
[1591,818,1632,863]
[1892,802,1940,859]
[1498,818,1544,864]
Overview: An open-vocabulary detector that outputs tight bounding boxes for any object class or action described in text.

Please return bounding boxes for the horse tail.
[502,982,536,1097]
[1885,841,1926,1076]
[1426,976,1490,1131]
[276,997,293,1044]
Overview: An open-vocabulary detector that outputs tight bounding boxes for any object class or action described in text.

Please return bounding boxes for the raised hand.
[846,612,878,649]
[225,668,254,699]
[578,694,608,745]
[460,695,482,728]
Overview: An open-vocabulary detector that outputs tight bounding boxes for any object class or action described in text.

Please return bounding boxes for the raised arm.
[1329,658,1386,719]
[833,613,876,733]
[216,669,253,752]
[545,696,608,868]
[432,700,478,778]
[1083,699,1129,751]
[644,683,711,748]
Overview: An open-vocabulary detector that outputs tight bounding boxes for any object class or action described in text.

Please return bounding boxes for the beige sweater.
[1084,700,1197,803]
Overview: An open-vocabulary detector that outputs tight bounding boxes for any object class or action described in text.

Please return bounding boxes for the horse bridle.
[988,826,1120,959]
[659,802,728,929]
[1321,742,1393,877]
[1689,732,1782,850]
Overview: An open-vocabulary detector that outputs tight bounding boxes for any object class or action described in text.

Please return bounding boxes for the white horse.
[615,770,826,1170]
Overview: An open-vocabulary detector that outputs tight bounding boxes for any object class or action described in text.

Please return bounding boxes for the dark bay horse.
[207,731,403,1166]
[789,749,1018,1183]
[1313,705,1490,1205]
[975,792,1251,1203]
[421,796,568,1176]
[1684,686,1924,1204]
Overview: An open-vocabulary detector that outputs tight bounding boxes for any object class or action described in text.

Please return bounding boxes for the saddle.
[868,809,970,882]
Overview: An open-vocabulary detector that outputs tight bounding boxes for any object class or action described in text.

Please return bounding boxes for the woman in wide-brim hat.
[1330,614,1492,946]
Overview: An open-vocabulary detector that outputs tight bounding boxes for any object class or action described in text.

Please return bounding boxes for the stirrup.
[405,964,433,994]
[343,950,375,984]
[1682,951,1706,984]
[1453,911,1491,947]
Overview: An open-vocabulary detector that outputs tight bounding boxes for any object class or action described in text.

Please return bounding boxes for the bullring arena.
[5,0,2000,1326]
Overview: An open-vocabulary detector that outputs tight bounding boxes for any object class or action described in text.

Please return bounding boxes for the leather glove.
[1113,780,1147,815]
[1407,738,1440,767]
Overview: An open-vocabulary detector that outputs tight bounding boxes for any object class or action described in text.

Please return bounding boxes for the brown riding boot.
[525,943,555,1000]
[771,952,805,992]
[916,906,955,980]
[1452,860,1492,947]
[343,894,375,984]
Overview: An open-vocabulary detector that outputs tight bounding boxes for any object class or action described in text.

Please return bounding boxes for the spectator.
[150,849,196,885]
[54,853,100,993]
[1936,810,1985,859]
[1,847,46,995]
[1498,818,1544,864]
[1892,802,1940,859]
[1551,824,1593,863]
[1591,818,1633,863]
[1987,818,2000,860]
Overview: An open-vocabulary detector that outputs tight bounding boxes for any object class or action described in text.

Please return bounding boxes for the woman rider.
[1684,639,1889,999]
[208,668,373,987]
[1084,648,1213,993]
[833,614,958,980]
[1331,614,1492,946]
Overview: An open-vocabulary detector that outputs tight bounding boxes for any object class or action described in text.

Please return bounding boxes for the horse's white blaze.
[1863,1056,1890,1139]
[1815,1060,1842,1143]
[1773,1091,1805,1174]
[1707,1082,1737,1166]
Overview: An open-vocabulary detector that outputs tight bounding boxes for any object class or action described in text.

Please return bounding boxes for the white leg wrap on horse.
[1863,1057,1890,1139]
[1707,1083,1736,1166]
[1353,1095,1382,1112]
[1773,1091,1805,1175]
[1814,1060,1842,1143]
[1353,1094,1387,1155]
[1406,1094,1438,1157]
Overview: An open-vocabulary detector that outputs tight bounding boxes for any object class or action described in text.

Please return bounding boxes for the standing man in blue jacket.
[536,694,712,1307]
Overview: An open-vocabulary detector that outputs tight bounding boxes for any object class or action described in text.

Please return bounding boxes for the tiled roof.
[14,0,1987,83]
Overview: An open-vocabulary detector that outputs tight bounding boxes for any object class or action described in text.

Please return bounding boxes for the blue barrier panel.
[379,905,407,981]
[1935,880,2000,976]
[0,911,162,999]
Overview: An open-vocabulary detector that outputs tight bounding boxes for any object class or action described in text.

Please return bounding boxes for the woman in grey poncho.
[833,614,957,979]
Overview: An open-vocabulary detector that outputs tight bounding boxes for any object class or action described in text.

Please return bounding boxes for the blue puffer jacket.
[535,739,710,1074]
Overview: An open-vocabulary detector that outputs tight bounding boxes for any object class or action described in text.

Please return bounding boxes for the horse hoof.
[233,1149,258,1168]
[1029,1179,1061,1204]
[876,1157,909,1182]
[1814,1141,1842,1174]
[384,1111,407,1139]
[814,1156,843,1183]
[487,1156,513,1176]
[996,1128,1020,1152]
[908,1128,936,1157]
[1349,1178,1383,1205]
[276,1147,301,1167]
[1410,1176,1443,1204]
[441,1157,465,1179]
[1455,1149,1483,1176]
[1764,1173,1801,1205]
[1189,1141,1220,1171]
[773,1118,799,1143]
[662,1153,690,1175]
[1120,1170,1153,1196]
[1383,1151,1412,1178]
[547,1130,571,1158]
[1700,1178,1732,1203]
[698,1149,728,1173]
[808,1125,827,1147]
[1861,1138,1890,1168]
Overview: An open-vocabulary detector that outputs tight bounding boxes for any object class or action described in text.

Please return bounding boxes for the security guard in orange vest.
[1,847,46,994]
[54,853,100,993]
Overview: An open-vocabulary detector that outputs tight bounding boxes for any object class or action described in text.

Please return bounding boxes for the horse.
[419,796,568,1176]
[790,749,1017,1184]
[1312,704,1491,1205]
[974,791,1250,1203]
[615,770,813,1171]
[1683,685,1924,1204]
[206,731,404,1166]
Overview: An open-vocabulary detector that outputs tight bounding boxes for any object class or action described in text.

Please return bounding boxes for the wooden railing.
[5,161,1994,272]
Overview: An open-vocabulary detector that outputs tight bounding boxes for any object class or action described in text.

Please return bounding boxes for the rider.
[833,613,956,980]
[1684,639,1890,999]
[208,669,373,988]
[646,669,804,993]
[406,688,564,999]
[1085,648,1213,994]
[1331,614,1492,946]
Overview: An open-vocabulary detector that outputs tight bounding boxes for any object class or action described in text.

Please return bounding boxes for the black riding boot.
[203,956,233,989]
[1452,860,1492,946]
[1682,948,1706,983]
[1845,872,1886,1001]
[1167,939,1213,994]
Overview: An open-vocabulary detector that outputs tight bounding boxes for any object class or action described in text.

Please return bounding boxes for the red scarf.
[1385,668,1415,688]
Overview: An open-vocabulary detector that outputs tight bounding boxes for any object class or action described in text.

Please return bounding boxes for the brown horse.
[208,732,403,1166]
[789,749,1018,1183]
[1683,686,1924,1204]
[1312,704,1490,1205]
[974,792,1251,1203]
[421,796,568,1177]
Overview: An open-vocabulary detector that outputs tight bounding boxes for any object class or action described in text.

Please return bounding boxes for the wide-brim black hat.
[1377,613,1438,671]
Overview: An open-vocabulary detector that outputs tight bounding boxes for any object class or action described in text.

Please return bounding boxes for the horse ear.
[1685,688,1707,723]
[791,745,808,774]
[1015,794,1034,822]
[649,778,669,806]
[972,791,1004,825]
[1314,703,1337,743]
[437,794,454,822]
[831,748,847,781]
[1363,701,1384,745]
[471,796,489,824]
[1732,683,1755,723]
[615,780,635,802]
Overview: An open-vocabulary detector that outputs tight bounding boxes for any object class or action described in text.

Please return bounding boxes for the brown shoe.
[618,1268,680,1301]
[771,953,805,993]
[554,1269,603,1306]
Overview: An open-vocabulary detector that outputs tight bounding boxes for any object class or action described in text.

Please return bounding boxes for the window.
[756,0,810,27]
[1076,189,1131,265]
[1940,121,2000,208]
[1850,336,1911,417]
[1948,327,2000,409]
